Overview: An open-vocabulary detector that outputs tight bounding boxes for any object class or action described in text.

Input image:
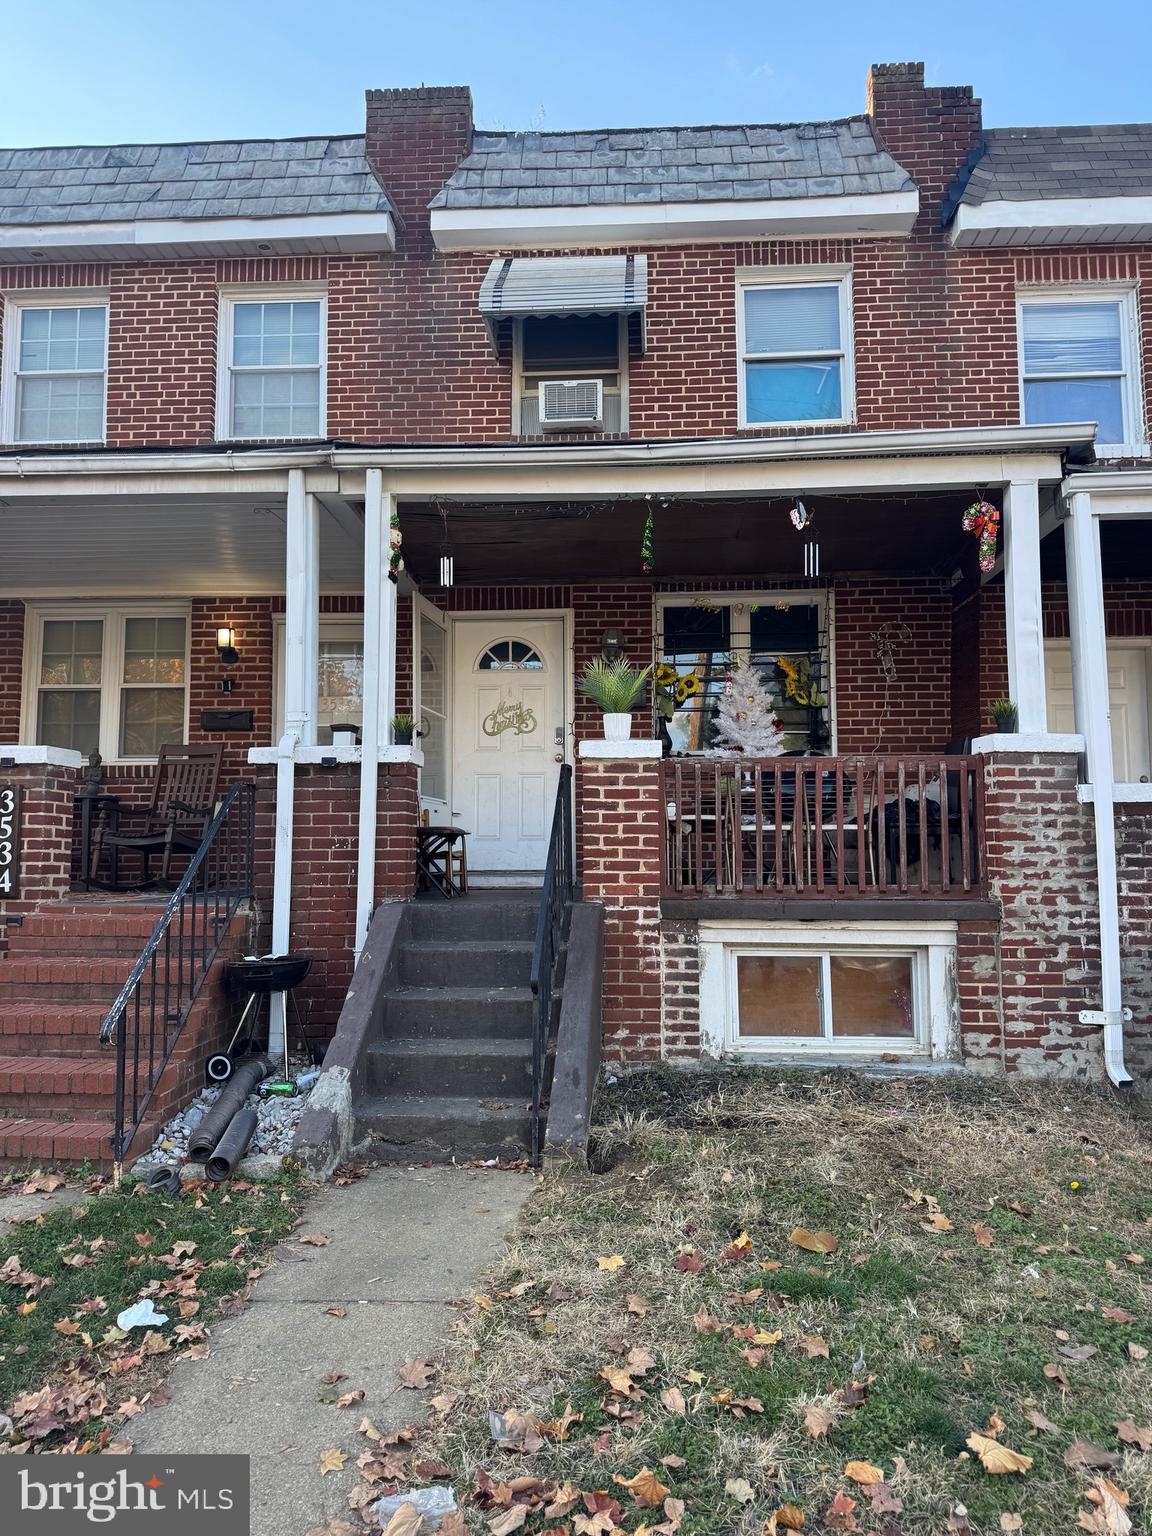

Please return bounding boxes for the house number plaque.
[482,701,538,737]
[0,785,20,899]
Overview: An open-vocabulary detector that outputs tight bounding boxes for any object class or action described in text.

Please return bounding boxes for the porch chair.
[91,743,225,888]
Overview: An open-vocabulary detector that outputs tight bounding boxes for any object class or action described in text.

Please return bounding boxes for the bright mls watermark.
[0,1456,249,1533]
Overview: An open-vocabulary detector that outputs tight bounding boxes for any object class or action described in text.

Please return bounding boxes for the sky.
[3,0,1152,148]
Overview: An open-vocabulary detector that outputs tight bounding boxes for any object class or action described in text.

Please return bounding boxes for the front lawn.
[0,1172,305,1449]
[425,1068,1152,1535]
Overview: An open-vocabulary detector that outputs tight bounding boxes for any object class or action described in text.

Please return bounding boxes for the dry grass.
[428,1067,1152,1535]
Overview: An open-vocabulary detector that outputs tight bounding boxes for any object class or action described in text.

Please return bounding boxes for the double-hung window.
[1018,289,1143,453]
[218,288,326,440]
[738,271,853,427]
[2,297,108,444]
[25,607,189,761]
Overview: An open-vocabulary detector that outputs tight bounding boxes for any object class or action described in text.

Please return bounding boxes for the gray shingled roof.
[960,125,1152,205]
[431,117,913,209]
[0,135,390,224]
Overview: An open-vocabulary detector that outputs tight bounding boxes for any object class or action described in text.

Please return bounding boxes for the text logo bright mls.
[1,1456,249,1534]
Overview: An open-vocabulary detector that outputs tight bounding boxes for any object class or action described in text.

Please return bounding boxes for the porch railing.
[662,755,985,900]
[100,781,257,1165]
[529,764,574,1166]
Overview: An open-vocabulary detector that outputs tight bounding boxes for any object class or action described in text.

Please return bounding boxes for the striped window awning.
[478,254,648,349]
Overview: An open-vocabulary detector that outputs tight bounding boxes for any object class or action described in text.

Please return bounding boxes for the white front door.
[1045,640,1152,782]
[452,619,566,871]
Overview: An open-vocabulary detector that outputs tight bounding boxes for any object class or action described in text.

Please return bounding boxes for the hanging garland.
[641,507,655,574]
[388,506,404,583]
[962,496,1001,574]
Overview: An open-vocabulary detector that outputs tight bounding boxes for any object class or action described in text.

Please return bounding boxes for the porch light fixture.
[216,627,240,664]
[600,628,625,662]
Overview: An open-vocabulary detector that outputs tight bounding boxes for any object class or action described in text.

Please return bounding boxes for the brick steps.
[0,1116,120,1164]
[0,958,137,1004]
[0,1052,118,1116]
[0,1003,109,1054]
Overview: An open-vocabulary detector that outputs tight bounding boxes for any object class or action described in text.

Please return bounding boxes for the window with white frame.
[25,607,189,761]
[730,946,922,1050]
[273,620,364,745]
[1018,289,1143,451]
[738,272,853,427]
[656,593,832,755]
[2,298,108,444]
[218,289,326,441]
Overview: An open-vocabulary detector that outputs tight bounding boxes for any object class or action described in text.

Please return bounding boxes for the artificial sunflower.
[655,662,680,687]
[675,674,701,704]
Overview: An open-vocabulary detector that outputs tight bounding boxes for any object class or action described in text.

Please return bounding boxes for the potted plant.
[391,712,416,746]
[990,697,1018,733]
[579,658,651,741]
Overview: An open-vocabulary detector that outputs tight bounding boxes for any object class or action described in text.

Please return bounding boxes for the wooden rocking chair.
[92,743,225,888]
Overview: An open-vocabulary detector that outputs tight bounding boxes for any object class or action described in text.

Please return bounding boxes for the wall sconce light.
[216,627,239,664]
[600,628,625,662]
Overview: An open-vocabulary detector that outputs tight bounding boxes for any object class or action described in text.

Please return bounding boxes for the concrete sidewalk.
[130,1165,533,1536]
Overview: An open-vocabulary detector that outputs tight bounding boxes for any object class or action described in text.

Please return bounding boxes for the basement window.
[515,314,626,435]
[733,949,919,1050]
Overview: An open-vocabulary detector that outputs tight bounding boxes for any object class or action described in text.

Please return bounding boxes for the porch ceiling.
[0,494,363,596]
[398,491,985,585]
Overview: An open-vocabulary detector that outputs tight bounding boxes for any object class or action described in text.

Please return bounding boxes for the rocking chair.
[91,743,225,888]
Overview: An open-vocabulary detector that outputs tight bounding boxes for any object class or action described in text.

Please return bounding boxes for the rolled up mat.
[205,1106,259,1184]
[187,1055,270,1159]
[146,1164,182,1197]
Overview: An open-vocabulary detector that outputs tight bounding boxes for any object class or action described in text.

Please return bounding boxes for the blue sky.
[4,1,1152,147]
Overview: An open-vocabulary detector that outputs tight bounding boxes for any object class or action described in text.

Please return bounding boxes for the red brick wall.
[0,602,23,743]
[0,762,78,924]
[1117,810,1152,1080]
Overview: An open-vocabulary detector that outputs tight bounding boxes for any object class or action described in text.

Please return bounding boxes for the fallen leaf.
[335,1391,365,1409]
[1059,1343,1099,1362]
[398,1359,437,1390]
[613,1468,670,1508]
[1044,1362,1071,1390]
[804,1404,837,1438]
[660,1386,687,1415]
[1079,1476,1133,1536]
[323,1306,347,1319]
[1000,1516,1023,1533]
[1103,1307,1137,1324]
[966,1433,1033,1474]
[298,1233,330,1247]
[1027,1407,1061,1432]
[1128,1342,1148,1362]
[771,1507,805,1532]
[673,1250,704,1274]
[798,1334,830,1359]
[692,1306,723,1334]
[823,1491,859,1532]
[318,1448,347,1476]
[382,1505,426,1536]
[487,1507,528,1536]
[972,1222,995,1247]
[1065,1439,1120,1471]
[844,1461,884,1485]
[597,1254,626,1272]
[725,1478,755,1504]
[488,1407,544,1453]
[720,1231,754,1261]
[1123,1253,1145,1265]
[760,1260,783,1273]
[321,1371,347,1386]
[1115,1418,1152,1451]
[921,1212,955,1233]
[789,1227,839,1254]
[626,1293,651,1316]
[53,1318,81,1337]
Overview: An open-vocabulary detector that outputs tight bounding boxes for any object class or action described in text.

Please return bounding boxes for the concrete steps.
[357,892,544,1162]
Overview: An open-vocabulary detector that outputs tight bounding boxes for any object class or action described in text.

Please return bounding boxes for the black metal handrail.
[529,764,574,1166]
[100,781,256,1166]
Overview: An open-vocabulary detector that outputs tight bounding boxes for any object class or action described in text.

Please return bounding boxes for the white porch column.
[1064,490,1130,1085]
[282,470,320,745]
[354,470,398,957]
[269,469,320,1062]
[1001,478,1049,734]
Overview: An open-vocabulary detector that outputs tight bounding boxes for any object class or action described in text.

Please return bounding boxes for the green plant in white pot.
[579,658,651,741]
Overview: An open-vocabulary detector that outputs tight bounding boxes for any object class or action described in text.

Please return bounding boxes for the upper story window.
[515,314,625,435]
[217,288,326,441]
[1018,288,1144,453]
[738,271,854,428]
[1,297,107,444]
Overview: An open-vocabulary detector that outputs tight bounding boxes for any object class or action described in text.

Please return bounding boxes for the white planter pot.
[603,713,634,741]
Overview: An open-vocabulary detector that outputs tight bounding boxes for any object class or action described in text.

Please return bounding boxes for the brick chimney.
[866,62,982,221]
[364,86,473,255]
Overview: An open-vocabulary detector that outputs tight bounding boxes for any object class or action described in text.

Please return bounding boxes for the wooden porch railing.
[661,756,986,900]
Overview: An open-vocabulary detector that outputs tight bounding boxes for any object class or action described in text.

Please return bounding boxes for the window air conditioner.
[539,378,604,429]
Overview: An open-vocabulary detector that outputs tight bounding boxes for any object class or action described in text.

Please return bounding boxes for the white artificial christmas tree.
[710,654,786,756]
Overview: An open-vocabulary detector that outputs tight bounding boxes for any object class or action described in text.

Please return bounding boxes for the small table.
[75,793,120,890]
[416,826,469,899]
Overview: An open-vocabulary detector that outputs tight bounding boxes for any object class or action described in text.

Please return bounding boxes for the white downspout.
[268,469,319,1062]
[1065,491,1132,1086]
[355,469,386,959]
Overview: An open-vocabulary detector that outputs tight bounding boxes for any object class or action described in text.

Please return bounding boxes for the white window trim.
[736,265,855,431]
[216,284,328,443]
[272,616,362,743]
[511,312,629,434]
[21,602,191,764]
[655,588,836,753]
[697,919,958,1061]
[1017,284,1147,457]
[0,289,109,446]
